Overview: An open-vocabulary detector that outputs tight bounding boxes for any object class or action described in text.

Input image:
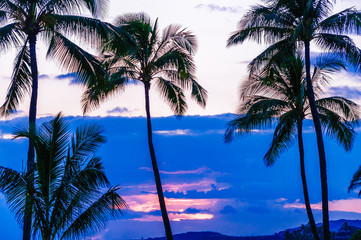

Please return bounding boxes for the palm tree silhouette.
[225,53,359,240]
[0,0,109,238]
[0,113,127,240]
[227,1,361,238]
[81,13,207,240]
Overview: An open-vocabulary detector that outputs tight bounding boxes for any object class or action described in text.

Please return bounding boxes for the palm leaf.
[60,187,126,240]
[156,77,187,116]
[264,110,297,166]
[0,41,31,116]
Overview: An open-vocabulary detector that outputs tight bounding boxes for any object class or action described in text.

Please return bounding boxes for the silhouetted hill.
[144,219,361,240]
[146,231,282,240]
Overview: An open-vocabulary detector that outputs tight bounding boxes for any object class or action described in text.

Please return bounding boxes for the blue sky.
[0,0,361,239]
[1,115,361,239]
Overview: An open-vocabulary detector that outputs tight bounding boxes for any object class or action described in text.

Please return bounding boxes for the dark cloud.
[183,208,209,214]
[220,205,237,215]
[55,73,79,85]
[195,4,243,13]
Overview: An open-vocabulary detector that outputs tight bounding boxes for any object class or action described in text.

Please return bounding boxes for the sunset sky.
[0,0,361,239]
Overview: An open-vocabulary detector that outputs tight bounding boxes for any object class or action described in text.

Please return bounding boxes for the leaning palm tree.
[80,13,207,240]
[227,1,361,238]
[0,0,110,238]
[0,113,127,240]
[225,53,359,240]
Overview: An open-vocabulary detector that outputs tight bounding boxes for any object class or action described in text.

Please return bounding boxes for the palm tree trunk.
[23,34,39,240]
[144,82,173,240]
[297,120,320,240]
[304,41,330,240]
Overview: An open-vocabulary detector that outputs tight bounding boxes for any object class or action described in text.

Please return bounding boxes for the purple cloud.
[195,4,243,13]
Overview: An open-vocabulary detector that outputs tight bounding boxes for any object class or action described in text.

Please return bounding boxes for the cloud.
[220,205,237,215]
[122,194,220,222]
[327,86,361,100]
[183,208,209,214]
[153,129,225,136]
[107,107,131,115]
[195,4,243,13]
[55,73,78,85]
[153,129,194,136]
[39,74,49,79]
[284,198,361,214]
[0,134,14,140]
[139,167,209,175]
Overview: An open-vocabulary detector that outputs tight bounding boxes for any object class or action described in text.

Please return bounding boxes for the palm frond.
[264,110,297,166]
[318,105,356,151]
[155,78,187,116]
[314,33,361,68]
[43,0,108,17]
[319,7,361,35]
[0,41,31,117]
[60,186,126,239]
[349,165,361,196]
[162,24,197,54]
[46,31,106,87]
[49,14,111,47]
[190,78,207,108]
[224,97,288,143]
[0,23,24,52]
[0,167,27,224]
[71,122,105,159]
[316,97,360,122]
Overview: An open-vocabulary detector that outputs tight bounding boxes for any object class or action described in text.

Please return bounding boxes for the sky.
[2,115,361,239]
[0,0,361,239]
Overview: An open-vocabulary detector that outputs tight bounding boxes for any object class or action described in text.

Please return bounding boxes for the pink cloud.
[132,213,214,222]
[123,194,220,213]
[283,198,361,213]
[122,194,237,222]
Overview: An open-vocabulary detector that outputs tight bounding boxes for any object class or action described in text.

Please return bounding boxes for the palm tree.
[0,113,127,240]
[0,0,110,238]
[225,54,359,240]
[227,1,361,238]
[80,13,207,240]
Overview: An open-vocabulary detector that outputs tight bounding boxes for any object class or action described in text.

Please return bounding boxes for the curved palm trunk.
[144,82,173,240]
[304,41,330,240]
[23,34,39,240]
[297,121,320,240]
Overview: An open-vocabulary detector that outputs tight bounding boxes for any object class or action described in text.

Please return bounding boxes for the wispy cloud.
[153,129,194,136]
[154,129,225,136]
[284,198,361,214]
[0,134,13,140]
[139,166,209,175]
[195,4,243,13]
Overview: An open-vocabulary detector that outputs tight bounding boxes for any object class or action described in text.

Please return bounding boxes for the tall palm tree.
[227,1,361,238]
[225,54,359,240]
[0,0,110,238]
[0,114,127,240]
[80,13,207,240]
